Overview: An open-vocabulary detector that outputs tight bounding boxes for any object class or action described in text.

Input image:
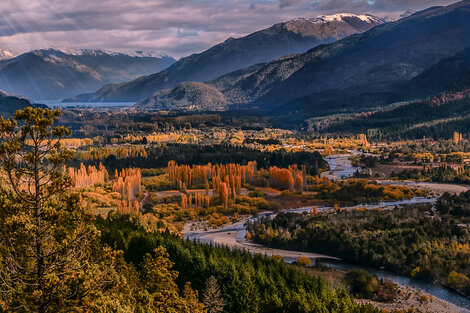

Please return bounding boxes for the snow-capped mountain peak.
[282,13,385,28]
[311,13,384,25]
[53,48,170,59]
[0,49,14,61]
[28,47,171,60]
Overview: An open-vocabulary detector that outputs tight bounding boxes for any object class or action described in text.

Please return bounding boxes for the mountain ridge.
[0,48,176,100]
[0,90,43,116]
[225,0,470,112]
[135,1,470,117]
[67,13,385,103]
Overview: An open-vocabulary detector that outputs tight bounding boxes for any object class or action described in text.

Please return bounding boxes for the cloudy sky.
[0,0,459,58]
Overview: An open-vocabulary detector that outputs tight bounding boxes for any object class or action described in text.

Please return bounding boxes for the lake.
[37,100,135,108]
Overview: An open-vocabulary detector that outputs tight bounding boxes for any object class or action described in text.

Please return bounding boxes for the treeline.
[96,213,379,313]
[321,97,470,140]
[380,140,470,157]
[74,144,328,175]
[393,164,470,184]
[247,205,470,296]
[60,109,273,138]
[60,110,224,137]
[307,178,421,204]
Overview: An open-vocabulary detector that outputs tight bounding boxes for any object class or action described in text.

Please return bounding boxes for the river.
[184,153,470,311]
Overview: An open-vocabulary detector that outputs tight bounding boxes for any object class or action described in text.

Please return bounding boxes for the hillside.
[136,63,265,110]
[0,90,42,117]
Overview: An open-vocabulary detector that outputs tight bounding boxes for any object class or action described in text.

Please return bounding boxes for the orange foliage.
[113,168,142,201]
[28,138,93,149]
[168,161,256,187]
[269,167,294,191]
[67,162,108,188]
[117,199,140,215]
[296,257,311,267]
[268,165,306,192]
[77,146,147,161]
[168,161,257,208]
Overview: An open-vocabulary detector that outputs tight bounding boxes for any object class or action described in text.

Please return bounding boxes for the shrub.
[296,257,311,267]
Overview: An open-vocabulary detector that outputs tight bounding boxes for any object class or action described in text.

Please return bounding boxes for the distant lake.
[37,100,135,108]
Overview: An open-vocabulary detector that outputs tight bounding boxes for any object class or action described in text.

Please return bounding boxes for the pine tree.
[0,108,118,312]
[203,276,225,313]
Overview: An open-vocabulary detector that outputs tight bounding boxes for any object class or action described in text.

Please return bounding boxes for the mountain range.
[0,49,175,100]
[67,13,384,103]
[134,1,470,119]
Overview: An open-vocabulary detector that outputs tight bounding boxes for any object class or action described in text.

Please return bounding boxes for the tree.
[0,108,115,312]
[140,247,204,312]
[203,276,225,313]
[296,257,311,267]
[183,282,206,313]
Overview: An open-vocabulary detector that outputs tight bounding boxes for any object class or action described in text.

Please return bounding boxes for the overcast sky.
[0,0,459,58]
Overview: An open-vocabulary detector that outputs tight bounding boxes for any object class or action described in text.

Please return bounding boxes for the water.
[319,259,470,311]
[187,196,470,309]
[37,100,135,108]
[222,153,468,309]
[237,197,470,310]
[184,153,470,308]
[321,154,361,179]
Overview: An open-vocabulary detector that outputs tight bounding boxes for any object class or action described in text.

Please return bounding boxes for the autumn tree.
[268,166,294,192]
[453,131,463,144]
[113,168,142,200]
[203,276,225,313]
[67,162,108,188]
[0,108,118,312]
[183,283,206,313]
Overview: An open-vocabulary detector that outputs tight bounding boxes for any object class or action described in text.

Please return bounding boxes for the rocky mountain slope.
[69,13,384,103]
[0,49,175,100]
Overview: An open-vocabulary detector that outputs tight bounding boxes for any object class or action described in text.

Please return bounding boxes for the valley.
[1,1,470,312]
[18,106,467,312]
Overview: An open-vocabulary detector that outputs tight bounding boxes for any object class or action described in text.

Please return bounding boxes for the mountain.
[400,10,416,19]
[137,1,470,113]
[0,49,175,100]
[68,13,385,103]
[0,90,40,116]
[403,46,470,97]
[0,49,14,61]
[205,0,470,116]
[136,63,265,110]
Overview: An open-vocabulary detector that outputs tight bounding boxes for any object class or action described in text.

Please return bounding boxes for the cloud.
[0,0,459,58]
